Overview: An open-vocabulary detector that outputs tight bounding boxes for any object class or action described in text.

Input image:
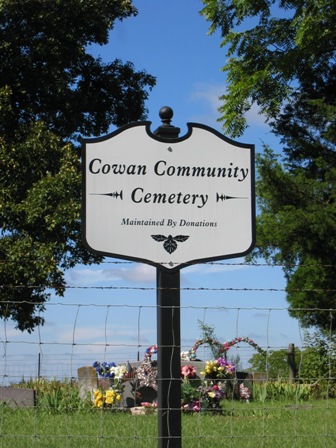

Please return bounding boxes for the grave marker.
[0,387,35,408]
[77,366,98,399]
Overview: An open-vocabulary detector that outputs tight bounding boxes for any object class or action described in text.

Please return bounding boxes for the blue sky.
[1,0,305,383]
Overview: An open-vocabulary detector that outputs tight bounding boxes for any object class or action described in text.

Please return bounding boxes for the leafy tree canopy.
[201,0,336,139]
[0,0,155,331]
[201,0,336,333]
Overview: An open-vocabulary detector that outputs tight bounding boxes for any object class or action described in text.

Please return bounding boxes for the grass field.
[0,400,335,447]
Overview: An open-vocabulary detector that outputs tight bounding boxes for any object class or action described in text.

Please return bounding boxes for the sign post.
[154,110,182,446]
[82,107,255,447]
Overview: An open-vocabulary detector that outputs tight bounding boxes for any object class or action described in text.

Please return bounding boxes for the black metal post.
[288,343,296,383]
[154,107,181,448]
[157,269,181,447]
[38,353,41,378]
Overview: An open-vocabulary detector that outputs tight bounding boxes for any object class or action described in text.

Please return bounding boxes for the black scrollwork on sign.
[90,191,123,200]
[216,193,248,202]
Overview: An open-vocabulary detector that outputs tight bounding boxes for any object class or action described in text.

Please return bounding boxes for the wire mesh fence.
[0,260,336,446]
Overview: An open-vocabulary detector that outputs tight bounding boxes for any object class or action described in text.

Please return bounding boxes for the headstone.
[0,387,35,408]
[252,371,267,383]
[78,366,98,399]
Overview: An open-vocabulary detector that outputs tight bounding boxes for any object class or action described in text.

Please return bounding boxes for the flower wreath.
[188,338,226,360]
[188,336,266,360]
[145,345,157,358]
[136,345,158,390]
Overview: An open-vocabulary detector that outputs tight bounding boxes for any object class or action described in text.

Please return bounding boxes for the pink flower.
[239,383,251,400]
[181,365,196,379]
[141,401,158,408]
[141,402,151,407]
[192,401,200,412]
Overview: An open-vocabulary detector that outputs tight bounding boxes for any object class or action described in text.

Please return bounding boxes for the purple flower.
[217,358,227,367]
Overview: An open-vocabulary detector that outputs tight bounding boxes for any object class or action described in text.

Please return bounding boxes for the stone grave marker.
[252,371,267,383]
[0,387,35,408]
[78,366,97,399]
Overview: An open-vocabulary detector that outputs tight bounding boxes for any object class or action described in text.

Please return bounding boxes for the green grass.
[0,400,335,447]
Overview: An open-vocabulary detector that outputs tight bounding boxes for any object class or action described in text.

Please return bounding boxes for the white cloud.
[183,261,248,277]
[43,323,155,345]
[190,82,224,111]
[188,82,224,128]
[114,264,156,283]
[66,263,156,286]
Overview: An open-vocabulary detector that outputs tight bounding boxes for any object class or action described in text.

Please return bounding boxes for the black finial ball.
[159,106,173,124]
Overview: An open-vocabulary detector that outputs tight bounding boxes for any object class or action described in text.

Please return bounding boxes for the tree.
[248,348,291,379]
[0,0,155,331]
[200,0,336,332]
[248,332,336,395]
[299,332,335,380]
[197,321,222,359]
[299,331,336,397]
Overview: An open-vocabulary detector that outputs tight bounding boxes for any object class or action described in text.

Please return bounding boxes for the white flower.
[110,365,127,380]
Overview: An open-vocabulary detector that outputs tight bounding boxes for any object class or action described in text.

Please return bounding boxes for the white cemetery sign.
[82,121,255,271]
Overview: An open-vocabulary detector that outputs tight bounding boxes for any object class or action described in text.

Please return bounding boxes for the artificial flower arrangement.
[239,383,251,402]
[180,334,261,412]
[181,357,251,412]
[93,361,117,379]
[92,346,158,409]
[181,364,197,380]
[189,383,226,413]
[93,388,122,408]
[92,341,252,412]
[92,361,127,409]
[188,336,266,361]
[136,345,158,390]
[202,358,236,380]
[181,358,234,414]
[140,401,158,414]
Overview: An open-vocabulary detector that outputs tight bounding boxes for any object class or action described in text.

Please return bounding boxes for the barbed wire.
[0,258,336,268]
[2,284,336,293]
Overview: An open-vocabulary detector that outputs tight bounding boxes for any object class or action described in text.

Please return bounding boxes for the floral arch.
[187,336,266,360]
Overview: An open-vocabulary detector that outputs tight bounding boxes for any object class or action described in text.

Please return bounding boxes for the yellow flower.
[208,392,215,398]
[94,398,103,407]
[105,390,116,398]
[94,391,104,403]
[116,394,121,401]
[94,390,102,399]
[105,395,114,405]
